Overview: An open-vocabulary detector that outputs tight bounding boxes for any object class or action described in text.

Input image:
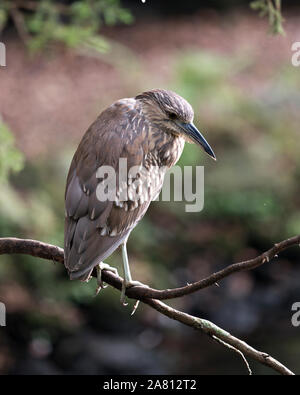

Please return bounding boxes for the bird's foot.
[95,262,118,295]
[120,280,149,315]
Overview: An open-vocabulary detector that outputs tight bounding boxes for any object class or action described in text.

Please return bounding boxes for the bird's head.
[136,89,216,160]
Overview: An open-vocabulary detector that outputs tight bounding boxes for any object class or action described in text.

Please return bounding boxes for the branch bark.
[0,236,298,376]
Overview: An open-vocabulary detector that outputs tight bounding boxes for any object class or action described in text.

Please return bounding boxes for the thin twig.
[212,335,252,375]
[17,0,69,13]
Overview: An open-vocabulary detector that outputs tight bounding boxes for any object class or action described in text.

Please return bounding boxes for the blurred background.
[0,0,299,375]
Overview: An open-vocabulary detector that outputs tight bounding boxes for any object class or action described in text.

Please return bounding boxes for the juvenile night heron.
[64,89,215,305]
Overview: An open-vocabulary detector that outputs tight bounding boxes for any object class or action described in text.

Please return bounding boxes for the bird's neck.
[147,126,185,168]
[135,99,185,168]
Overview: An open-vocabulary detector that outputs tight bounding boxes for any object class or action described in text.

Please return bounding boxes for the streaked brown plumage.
[64,89,215,301]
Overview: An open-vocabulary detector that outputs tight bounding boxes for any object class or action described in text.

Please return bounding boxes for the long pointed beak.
[180,123,216,160]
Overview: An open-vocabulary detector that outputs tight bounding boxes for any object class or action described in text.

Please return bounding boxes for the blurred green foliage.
[0,120,24,183]
[0,0,285,52]
[250,0,284,34]
[0,145,97,302]
[0,0,133,51]
[170,50,299,240]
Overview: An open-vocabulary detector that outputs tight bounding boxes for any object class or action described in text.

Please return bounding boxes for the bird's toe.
[120,280,149,311]
[95,262,119,295]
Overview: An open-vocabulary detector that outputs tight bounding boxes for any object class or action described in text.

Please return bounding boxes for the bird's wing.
[64,102,163,280]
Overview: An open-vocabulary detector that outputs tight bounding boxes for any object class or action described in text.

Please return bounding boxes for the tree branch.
[1,235,299,301]
[9,4,31,44]
[142,298,294,376]
[0,236,298,375]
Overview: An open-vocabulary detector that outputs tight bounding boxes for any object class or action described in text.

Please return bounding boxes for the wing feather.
[64,100,164,280]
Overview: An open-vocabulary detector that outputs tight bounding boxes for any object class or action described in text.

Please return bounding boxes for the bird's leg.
[95,262,118,295]
[120,242,148,312]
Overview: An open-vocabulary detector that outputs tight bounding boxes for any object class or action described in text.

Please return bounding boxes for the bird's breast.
[166,136,185,167]
[148,134,185,169]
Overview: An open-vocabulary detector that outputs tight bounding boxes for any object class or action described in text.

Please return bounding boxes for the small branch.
[211,336,252,375]
[0,237,64,264]
[17,1,69,13]
[134,235,300,300]
[0,236,297,375]
[9,4,31,44]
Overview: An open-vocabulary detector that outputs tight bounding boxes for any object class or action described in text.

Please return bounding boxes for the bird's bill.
[180,123,216,160]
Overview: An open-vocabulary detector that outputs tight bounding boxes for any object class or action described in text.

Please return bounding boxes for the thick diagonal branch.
[143,298,294,375]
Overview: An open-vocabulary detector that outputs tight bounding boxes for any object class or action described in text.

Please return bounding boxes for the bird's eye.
[167,112,177,120]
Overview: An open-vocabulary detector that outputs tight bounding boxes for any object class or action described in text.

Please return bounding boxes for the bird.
[64,89,215,306]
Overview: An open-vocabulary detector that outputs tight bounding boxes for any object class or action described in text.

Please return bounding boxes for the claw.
[95,262,118,296]
[120,280,149,312]
[120,279,129,306]
[84,268,93,283]
[131,300,140,316]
